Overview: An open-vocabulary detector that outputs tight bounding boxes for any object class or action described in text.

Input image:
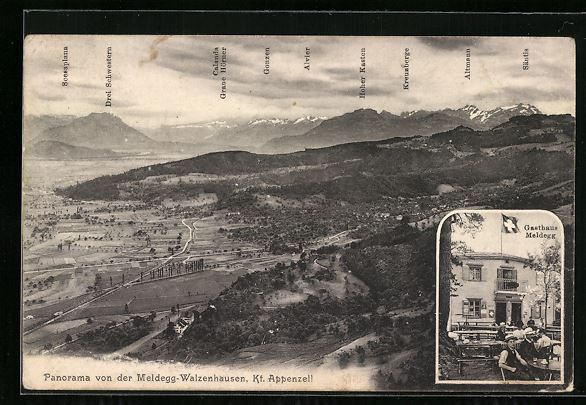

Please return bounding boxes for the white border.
[434,209,565,385]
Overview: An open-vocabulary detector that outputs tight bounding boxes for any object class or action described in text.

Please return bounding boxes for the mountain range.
[145,116,327,148]
[25,113,240,158]
[23,114,77,142]
[58,112,574,203]
[261,104,543,153]
[24,103,546,159]
[33,112,157,150]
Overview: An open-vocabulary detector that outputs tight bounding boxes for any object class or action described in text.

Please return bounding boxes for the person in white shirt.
[512,326,525,340]
[534,328,552,357]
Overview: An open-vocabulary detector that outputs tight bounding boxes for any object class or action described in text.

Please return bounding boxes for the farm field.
[21,156,306,356]
[72,268,247,319]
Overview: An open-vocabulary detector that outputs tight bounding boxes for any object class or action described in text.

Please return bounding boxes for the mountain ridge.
[262,103,543,153]
[25,103,548,156]
[26,140,120,159]
[34,112,158,151]
[56,112,574,202]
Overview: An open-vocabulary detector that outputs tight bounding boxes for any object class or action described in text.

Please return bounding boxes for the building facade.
[449,253,559,328]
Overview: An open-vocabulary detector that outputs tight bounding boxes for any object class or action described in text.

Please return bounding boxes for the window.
[468,299,481,318]
[500,268,516,280]
[469,266,482,281]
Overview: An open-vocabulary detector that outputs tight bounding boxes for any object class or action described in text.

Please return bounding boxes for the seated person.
[515,319,524,328]
[519,328,539,358]
[534,328,552,358]
[512,326,525,340]
[499,335,539,381]
[496,322,507,341]
[519,328,549,380]
[447,331,459,341]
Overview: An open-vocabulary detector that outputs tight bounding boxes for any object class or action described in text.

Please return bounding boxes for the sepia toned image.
[436,210,566,384]
[21,34,574,391]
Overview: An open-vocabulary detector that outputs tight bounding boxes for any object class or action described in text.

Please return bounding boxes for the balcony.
[495,278,520,291]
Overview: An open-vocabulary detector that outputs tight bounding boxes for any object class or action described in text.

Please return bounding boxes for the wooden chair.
[549,344,561,361]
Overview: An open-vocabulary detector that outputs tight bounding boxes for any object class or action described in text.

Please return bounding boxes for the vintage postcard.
[21,35,575,391]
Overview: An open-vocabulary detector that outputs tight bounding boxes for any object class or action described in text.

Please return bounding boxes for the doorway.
[495,302,507,324]
[511,302,522,326]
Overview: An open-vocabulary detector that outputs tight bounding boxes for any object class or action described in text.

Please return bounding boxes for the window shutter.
[462,267,469,281]
[462,300,469,315]
[497,268,503,279]
[512,269,517,280]
[479,267,484,281]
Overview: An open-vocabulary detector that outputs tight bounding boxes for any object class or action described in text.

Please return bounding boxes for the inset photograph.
[436,210,564,384]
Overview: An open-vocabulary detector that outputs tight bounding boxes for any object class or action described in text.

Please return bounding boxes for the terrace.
[448,327,562,381]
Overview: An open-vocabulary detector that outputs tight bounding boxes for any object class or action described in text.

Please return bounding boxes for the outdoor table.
[455,323,516,331]
[528,358,561,381]
[460,325,515,331]
[452,330,499,340]
[455,341,496,374]
[457,339,506,358]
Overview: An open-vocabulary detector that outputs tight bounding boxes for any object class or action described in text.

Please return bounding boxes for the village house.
[173,312,195,336]
[449,253,560,328]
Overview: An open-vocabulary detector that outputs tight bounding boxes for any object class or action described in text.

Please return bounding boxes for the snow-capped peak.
[172,120,236,129]
[461,104,480,112]
[460,105,484,120]
[501,103,539,112]
[293,116,327,124]
[248,118,290,126]
[248,116,326,126]
[458,103,540,122]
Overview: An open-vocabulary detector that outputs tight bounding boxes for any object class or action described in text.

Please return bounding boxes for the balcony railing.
[495,278,520,291]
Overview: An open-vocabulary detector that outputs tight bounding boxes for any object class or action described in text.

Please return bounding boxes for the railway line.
[24,217,200,336]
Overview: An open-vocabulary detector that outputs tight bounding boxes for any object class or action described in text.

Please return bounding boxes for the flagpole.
[500,215,503,255]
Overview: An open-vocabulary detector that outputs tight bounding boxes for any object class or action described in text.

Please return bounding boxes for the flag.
[501,214,520,233]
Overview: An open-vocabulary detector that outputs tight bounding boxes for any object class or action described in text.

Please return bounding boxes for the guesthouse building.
[449,253,560,328]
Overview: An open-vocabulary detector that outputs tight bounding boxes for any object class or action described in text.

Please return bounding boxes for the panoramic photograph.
[21,35,574,391]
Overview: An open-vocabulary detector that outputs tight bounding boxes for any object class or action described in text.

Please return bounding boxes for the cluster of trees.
[337,345,367,369]
[341,227,435,302]
[268,239,301,255]
[225,206,350,249]
[491,190,573,211]
[373,344,435,389]
[66,315,154,354]
[316,245,340,254]
[312,268,335,282]
[174,279,383,360]
[58,172,233,203]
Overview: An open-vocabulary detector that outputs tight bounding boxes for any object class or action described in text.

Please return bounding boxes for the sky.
[23,35,576,128]
[450,211,563,259]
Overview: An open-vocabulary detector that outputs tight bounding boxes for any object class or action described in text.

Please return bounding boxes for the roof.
[458,252,529,264]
